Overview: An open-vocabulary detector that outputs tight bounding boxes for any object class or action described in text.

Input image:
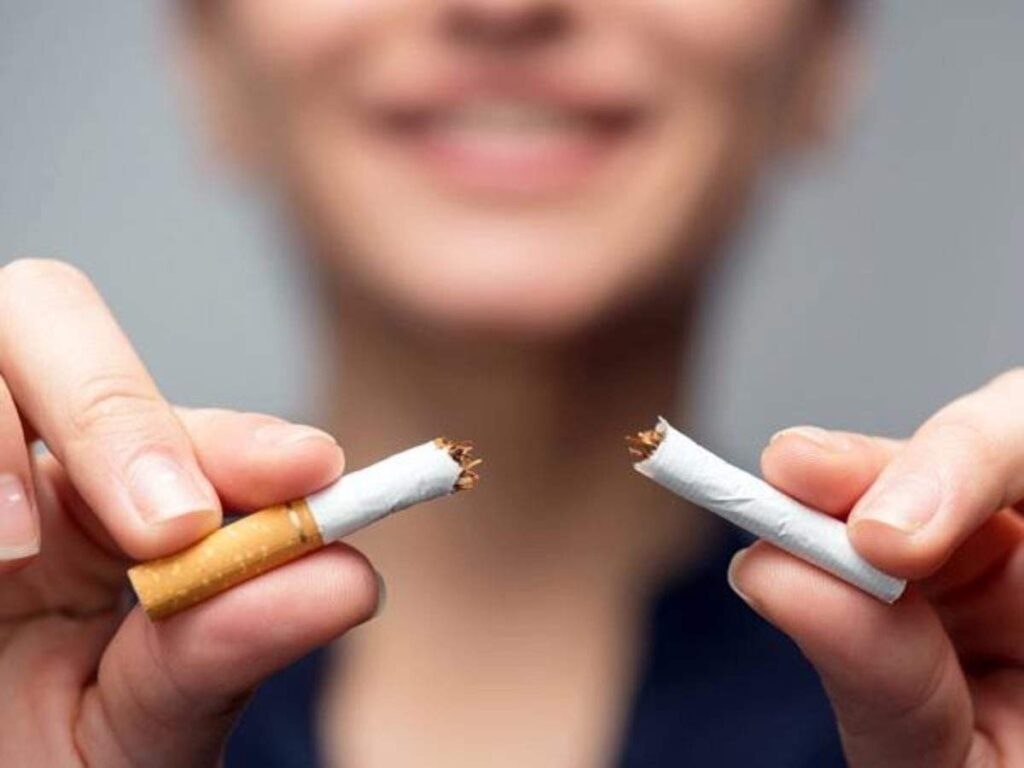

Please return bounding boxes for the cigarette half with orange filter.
[128,438,480,620]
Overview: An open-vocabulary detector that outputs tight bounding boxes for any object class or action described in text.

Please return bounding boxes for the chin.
[329,230,691,343]
[393,277,623,342]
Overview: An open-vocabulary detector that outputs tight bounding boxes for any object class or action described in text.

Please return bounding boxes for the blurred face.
[190,0,842,338]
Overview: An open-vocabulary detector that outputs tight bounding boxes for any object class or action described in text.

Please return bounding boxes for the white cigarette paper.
[632,419,906,604]
[307,440,464,541]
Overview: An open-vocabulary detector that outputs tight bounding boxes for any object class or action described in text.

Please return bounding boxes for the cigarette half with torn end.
[128,438,481,620]
[628,418,906,604]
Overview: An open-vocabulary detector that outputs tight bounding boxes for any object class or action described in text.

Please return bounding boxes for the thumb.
[75,545,380,767]
[728,543,974,768]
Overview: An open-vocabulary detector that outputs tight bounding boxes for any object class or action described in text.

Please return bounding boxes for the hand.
[729,370,1024,766]
[0,259,380,767]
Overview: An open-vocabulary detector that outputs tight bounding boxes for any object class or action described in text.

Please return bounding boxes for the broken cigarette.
[128,438,480,620]
[628,418,906,604]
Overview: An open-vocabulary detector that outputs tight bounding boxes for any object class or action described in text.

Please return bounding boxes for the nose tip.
[442,0,571,49]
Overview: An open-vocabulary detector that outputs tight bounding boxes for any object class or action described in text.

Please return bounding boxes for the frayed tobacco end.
[435,437,482,491]
[626,427,664,462]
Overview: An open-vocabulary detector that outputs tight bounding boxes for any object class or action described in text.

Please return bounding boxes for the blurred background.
[1,1,1021,469]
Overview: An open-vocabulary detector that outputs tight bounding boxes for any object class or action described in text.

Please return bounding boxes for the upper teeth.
[439,100,579,131]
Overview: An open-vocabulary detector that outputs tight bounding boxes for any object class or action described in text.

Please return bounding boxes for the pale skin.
[2,1,1022,767]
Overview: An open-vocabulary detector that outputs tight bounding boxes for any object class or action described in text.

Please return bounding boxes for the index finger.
[848,368,1024,579]
[761,427,902,516]
[0,259,220,559]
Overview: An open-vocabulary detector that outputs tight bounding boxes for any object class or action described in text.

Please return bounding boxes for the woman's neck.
[316,287,720,768]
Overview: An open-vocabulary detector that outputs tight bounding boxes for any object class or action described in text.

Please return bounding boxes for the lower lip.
[375,120,639,197]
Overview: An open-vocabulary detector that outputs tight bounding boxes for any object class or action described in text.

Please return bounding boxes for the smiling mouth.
[369,96,648,196]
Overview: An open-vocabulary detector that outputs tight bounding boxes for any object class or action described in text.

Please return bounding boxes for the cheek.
[631,0,807,70]
[625,0,815,173]
[222,0,391,70]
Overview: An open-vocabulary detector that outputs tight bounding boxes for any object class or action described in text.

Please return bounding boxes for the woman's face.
[191,0,842,338]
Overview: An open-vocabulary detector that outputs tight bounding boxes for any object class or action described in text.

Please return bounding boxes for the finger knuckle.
[922,417,998,466]
[838,649,951,742]
[68,372,168,440]
[889,651,951,727]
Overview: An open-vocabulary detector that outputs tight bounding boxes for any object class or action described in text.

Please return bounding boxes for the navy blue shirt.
[226,531,846,767]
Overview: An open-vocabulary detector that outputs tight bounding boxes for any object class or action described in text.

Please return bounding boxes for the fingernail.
[255,422,337,448]
[770,425,844,450]
[373,570,387,618]
[726,547,755,606]
[856,475,941,534]
[127,454,218,524]
[0,474,40,560]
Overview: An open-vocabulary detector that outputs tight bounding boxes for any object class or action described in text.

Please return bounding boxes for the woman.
[1,1,1021,766]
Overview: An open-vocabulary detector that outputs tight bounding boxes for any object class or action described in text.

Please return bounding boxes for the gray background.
[2,2,1021,469]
